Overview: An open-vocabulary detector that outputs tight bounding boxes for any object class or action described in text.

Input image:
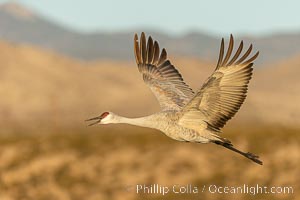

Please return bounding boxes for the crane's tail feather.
[214,141,263,165]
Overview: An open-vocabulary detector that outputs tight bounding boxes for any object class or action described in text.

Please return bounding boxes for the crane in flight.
[86,32,262,165]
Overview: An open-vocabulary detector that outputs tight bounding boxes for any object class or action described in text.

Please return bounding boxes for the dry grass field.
[0,41,299,200]
[0,126,299,200]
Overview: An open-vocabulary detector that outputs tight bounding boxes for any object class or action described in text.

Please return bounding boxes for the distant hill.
[0,2,300,64]
[0,40,299,130]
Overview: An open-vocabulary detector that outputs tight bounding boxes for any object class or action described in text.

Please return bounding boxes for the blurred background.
[0,0,299,200]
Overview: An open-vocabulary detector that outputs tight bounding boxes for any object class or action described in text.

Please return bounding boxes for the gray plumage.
[86,32,262,165]
[134,33,194,110]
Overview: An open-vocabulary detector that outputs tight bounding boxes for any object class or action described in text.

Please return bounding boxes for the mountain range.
[0,2,300,64]
[0,38,299,131]
[0,2,299,128]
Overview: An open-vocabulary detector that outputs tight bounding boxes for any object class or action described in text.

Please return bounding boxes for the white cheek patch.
[100,117,111,124]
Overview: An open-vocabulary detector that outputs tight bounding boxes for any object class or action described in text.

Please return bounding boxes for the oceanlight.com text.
[207,184,294,195]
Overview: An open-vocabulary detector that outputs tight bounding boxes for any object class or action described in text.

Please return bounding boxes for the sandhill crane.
[86,32,262,165]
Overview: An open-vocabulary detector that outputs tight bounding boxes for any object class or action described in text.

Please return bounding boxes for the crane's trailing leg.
[214,141,263,165]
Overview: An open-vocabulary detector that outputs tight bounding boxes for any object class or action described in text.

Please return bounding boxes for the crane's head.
[85,111,113,126]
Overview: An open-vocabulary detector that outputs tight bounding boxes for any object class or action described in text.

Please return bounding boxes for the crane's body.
[101,111,220,143]
[86,32,263,165]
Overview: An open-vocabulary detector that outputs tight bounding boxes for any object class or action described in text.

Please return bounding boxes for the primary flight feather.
[86,32,262,165]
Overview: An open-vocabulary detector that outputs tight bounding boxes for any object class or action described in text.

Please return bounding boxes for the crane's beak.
[85,116,102,126]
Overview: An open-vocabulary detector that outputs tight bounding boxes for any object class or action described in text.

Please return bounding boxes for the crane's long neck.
[111,114,157,129]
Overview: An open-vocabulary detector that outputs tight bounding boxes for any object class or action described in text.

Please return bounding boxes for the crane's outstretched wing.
[134,32,194,111]
[179,35,259,131]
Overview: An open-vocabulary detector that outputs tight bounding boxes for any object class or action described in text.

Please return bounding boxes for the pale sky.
[1,0,300,36]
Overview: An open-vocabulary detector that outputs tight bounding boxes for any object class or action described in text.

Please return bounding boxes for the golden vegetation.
[0,127,299,200]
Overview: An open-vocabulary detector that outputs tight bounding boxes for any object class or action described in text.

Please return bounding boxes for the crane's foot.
[244,152,263,165]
